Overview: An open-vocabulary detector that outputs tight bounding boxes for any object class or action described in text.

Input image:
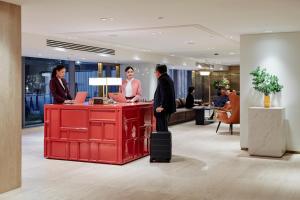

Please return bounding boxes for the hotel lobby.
[1,0,300,199]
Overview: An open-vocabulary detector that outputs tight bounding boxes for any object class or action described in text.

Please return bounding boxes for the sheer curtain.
[168,69,192,99]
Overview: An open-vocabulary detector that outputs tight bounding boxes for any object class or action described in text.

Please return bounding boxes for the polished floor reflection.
[1,122,299,200]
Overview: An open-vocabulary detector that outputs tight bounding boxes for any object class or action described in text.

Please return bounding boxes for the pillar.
[0,1,22,193]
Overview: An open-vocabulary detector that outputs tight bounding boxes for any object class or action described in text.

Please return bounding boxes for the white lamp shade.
[200,71,210,76]
[106,78,122,86]
[89,78,107,86]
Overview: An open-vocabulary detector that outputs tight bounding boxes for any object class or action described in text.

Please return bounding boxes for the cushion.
[179,98,186,107]
[175,99,181,108]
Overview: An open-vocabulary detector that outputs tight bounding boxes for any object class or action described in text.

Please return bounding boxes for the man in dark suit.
[154,64,176,131]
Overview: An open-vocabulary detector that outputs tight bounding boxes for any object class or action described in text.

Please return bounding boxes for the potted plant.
[250,67,283,108]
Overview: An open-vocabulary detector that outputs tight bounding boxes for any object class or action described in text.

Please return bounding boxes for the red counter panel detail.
[44,103,153,165]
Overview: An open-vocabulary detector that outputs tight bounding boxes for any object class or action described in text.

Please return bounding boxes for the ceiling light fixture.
[53,47,66,52]
[98,53,110,57]
[151,32,162,36]
[108,34,118,37]
[133,56,141,61]
[183,62,187,66]
[229,52,236,55]
[100,17,113,21]
[170,54,175,57]
[200,71,210,76]
[264,30,273,33]
[186,41,196,45]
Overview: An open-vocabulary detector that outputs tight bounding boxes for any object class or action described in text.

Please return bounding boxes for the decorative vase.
[264,95,270,108]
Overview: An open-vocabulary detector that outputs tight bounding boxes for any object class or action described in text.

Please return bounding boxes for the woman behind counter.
[49,65,73,104]
[121,66,142,102]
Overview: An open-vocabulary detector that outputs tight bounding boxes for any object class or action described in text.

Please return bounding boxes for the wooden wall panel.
[0,1,21,193]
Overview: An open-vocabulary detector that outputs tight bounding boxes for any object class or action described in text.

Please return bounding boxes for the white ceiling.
[5,0,300,67]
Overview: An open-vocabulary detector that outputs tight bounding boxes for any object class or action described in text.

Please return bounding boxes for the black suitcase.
[150,131,172,163]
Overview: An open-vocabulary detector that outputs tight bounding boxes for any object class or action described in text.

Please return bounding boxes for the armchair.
[216,91,240,135]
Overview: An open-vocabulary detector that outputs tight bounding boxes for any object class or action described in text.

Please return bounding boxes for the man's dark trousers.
[155,112,170,131]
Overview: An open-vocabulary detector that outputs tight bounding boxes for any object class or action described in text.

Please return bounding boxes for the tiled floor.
[1,122,299,200]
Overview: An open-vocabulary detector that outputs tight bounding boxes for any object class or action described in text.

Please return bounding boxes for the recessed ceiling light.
[229,52,236,55]
[151,32,162,36]
[264,30,273,33]
[170,54,175,57]
[229,36,234,39]
[108,34,118,37]
[100,17,113,21]
[133,56,141,61]
[53,47,66,52]
[98,53,110,57]
[186,41,195,45]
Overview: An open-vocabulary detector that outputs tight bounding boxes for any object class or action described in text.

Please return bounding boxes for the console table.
[248,107,286,157]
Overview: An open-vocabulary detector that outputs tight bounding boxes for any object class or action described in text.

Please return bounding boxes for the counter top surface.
[45,102,153,108]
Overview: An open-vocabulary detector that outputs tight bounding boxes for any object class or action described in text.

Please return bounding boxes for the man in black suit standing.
[154,64,176,131]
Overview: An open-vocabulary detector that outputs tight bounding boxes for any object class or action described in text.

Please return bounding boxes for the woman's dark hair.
[51,64,65,78]
[188,86,195,94]
[125,66,134,72]
[155,64,167,74]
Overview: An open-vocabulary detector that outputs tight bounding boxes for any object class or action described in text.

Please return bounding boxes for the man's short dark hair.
[155,64,167,74]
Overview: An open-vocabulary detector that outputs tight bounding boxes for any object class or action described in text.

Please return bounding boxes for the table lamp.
[106,77,122,97]
[89,77,107,97]
[199,70,211,105]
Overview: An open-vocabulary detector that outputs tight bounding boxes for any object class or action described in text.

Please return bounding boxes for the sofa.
[168,98,196,125]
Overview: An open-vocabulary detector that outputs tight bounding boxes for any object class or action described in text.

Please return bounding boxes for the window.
[23,57,70,127]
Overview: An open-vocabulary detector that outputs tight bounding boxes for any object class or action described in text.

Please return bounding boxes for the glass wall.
[23,57,71,127]
[23,58,121,127]
[75,62,99,98]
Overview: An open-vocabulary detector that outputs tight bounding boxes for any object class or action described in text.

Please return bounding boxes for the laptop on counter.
[74,92,88,104]
[108,93,127,103]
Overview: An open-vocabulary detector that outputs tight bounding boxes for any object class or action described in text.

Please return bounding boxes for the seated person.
[213,87,229,108]
[185,86,195,109]
[209,87,230,119]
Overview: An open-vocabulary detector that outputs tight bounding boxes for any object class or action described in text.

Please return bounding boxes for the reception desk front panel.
[44,103,153,164]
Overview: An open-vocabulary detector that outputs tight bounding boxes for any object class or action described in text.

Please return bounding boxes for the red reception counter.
[44,102,153,165]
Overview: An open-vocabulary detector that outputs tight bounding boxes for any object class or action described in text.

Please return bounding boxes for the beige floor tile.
[0,122,299,200]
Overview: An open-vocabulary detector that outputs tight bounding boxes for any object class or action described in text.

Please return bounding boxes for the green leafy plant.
[213,77,230,89]
[250,67,283,96]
